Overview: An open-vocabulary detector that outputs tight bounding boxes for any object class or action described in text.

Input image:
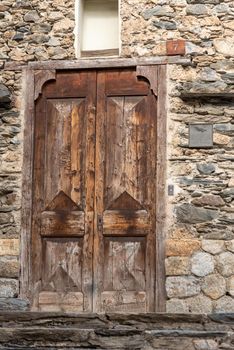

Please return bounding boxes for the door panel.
[32,71,96,312]
[102,237,146,312]
[105,70,149,96]
[39,238,84,312]
[44,98,86,209]
[94,69,157,312]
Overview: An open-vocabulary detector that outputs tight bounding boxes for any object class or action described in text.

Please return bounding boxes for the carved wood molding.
[136,65,158,96]
[34,70,56,101]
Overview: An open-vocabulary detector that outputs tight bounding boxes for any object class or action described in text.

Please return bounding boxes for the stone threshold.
[0,312,233,349]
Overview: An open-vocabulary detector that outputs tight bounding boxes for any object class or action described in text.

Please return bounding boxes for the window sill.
[80,48,119,58]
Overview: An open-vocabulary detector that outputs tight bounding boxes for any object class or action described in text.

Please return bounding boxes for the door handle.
[97,215,103,231]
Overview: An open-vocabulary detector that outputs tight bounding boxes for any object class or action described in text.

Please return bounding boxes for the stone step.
[0,312,233,349]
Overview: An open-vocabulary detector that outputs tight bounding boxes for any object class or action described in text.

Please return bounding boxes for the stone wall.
[0,72,22,301]
[0,0,76,306]
[0,0,233,313]
[165,64,234,313]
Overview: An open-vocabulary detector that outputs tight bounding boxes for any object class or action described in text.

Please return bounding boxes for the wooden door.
[31,68,157,312]
[32,71,96,311]
[94,70,157,312]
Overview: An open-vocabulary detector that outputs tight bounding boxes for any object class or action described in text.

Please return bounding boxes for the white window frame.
[74,0,121,58]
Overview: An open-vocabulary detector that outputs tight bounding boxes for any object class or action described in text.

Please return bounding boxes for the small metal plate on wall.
[168,185,174,196]
[166,39,185,56]
[189,124,213,148]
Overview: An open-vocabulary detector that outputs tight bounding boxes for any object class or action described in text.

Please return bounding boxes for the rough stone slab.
[165,256,190,275]
[192,195,225,207]
[186,4,208,15]
[166,239,201,256]
[0,239,19,256]
[202,274,226,300]
[217,252,234,277]
[0,279,18,298]
[0,298,29,311]
[146,329,227,337]
[179,81,234,98]
[0,257,19,278]
[213,38,234,58]
[0,312,209,328]
[0,313,232,349]
[142,5,174,20]
[166,276,200,298]
[191,252,214,277]
[176,204,218,224]
[0,84,11,105]
[197,163,216,175]
[209,313,234,324]
[185,295,213,314]
[202,240,225,255]
[214,296,234,313]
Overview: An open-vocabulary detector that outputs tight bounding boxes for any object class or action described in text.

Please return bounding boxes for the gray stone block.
[0,298,29,311]
[0,84,11,105]
[176,204,218,224]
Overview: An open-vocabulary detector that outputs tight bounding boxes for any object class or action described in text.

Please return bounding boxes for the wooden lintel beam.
[3,56,191,71]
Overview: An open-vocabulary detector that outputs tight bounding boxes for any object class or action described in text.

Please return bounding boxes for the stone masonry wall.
[0,0,233,313]
[0,0,76,308]
[166,65,234,313]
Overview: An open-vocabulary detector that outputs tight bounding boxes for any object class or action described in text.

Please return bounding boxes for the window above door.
[76,0,120,58]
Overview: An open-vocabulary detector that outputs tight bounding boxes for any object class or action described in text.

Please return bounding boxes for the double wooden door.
[32,68,157,312]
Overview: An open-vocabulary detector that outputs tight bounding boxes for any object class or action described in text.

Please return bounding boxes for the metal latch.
[97,215,103,231]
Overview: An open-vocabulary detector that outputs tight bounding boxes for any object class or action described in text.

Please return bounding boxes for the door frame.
[20,58,167,312]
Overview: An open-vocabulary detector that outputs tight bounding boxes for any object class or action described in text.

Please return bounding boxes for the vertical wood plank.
[20,68,35,302]
[93,70,106,312]
[105,97,124,208]
[144,93,157,312]
[155,65,167,312]
[82,70,97,311]
[45,99,63,206]
[31,93,46,310]
[71,101,85,206]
